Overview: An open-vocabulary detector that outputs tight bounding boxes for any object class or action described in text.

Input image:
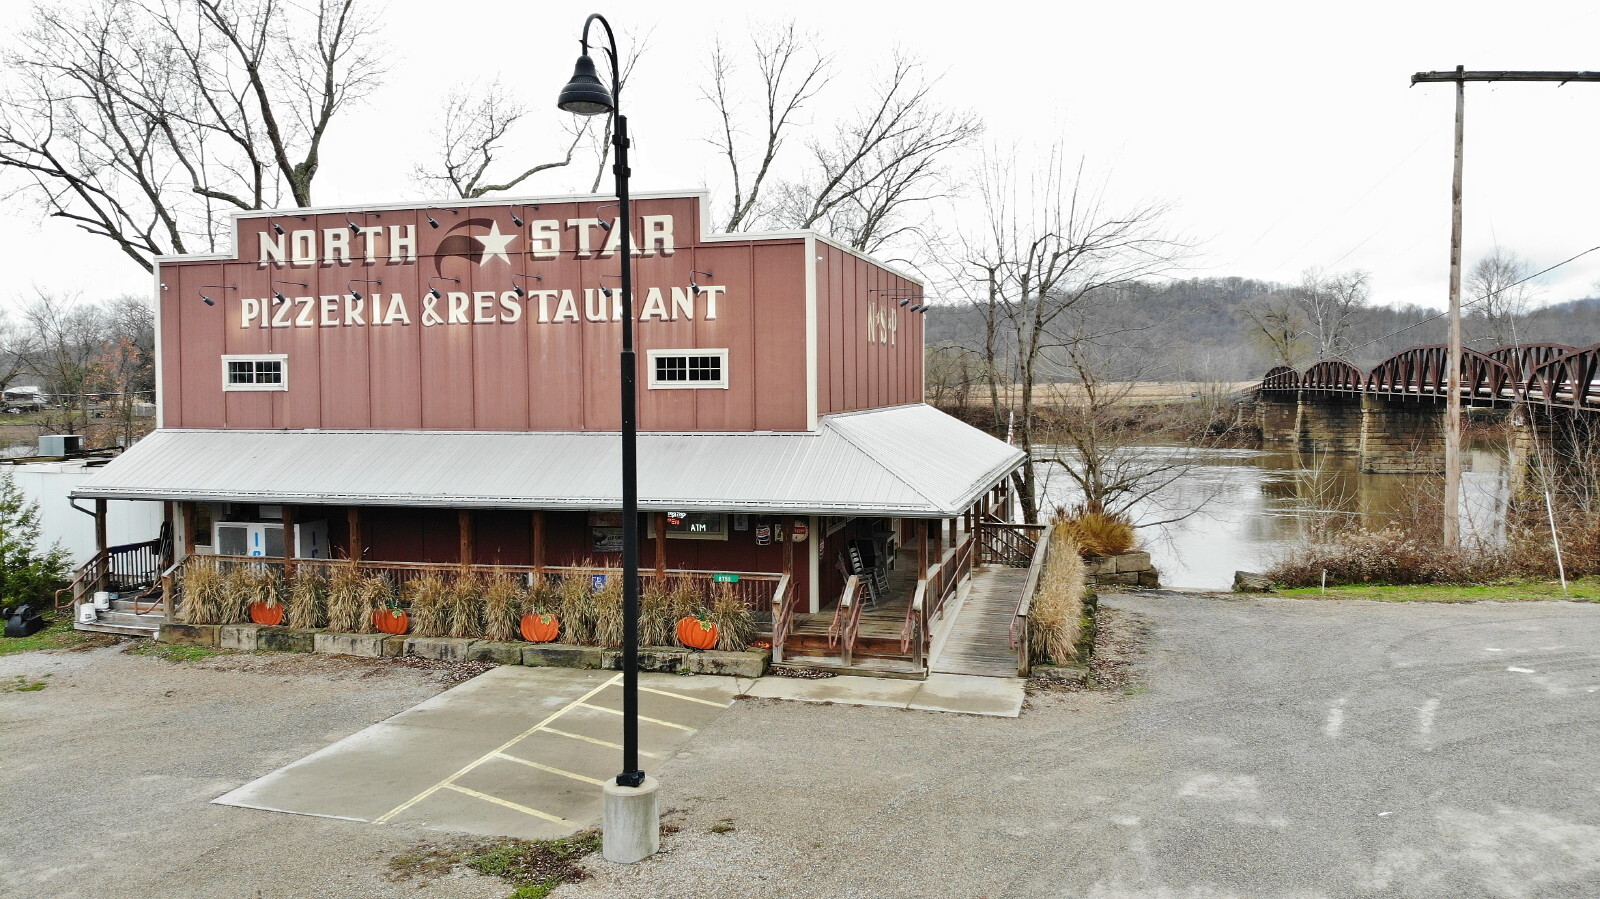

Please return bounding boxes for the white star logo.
[474,220,517,266]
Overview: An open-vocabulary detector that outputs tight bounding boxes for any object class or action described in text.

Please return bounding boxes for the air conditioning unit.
[38,434,83,456]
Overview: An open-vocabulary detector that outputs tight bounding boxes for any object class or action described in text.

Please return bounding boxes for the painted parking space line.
[576,702,696,731]
[638,684,735,708]
[443,783,571,824]
[494,752,608,786]
[374,672,623,823]
[539,726,665,758]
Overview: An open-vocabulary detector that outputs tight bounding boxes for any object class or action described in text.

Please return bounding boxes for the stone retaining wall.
[1083,551,1160,588]
[160,622,769,678]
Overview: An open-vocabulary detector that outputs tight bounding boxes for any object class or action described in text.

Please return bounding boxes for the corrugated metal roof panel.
[73,405,1025,517]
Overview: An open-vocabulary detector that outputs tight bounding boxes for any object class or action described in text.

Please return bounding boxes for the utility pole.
[1410,68,1600,549]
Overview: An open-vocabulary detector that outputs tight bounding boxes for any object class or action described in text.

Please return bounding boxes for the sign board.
[712,573,740,584]
[590,574,608,590]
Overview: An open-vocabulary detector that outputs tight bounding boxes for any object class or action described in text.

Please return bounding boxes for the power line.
[1341,244,1600,355]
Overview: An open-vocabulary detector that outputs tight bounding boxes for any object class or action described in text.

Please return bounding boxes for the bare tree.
[764,52,982,253]
[960,146,1189,523]
[1294,267,1370,359]
[1467,247,1537,348]
[412,79,588,199]
[0,0,386,272]
[703,21,831,233]
[1240,290,1311,368]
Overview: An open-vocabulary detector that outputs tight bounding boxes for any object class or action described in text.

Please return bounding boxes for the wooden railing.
[769,574,796,664]
[976,519,1045,566]
[1010,527,1054,677]
[56,538,167,614]
[827,575,863,667]
[186,556,786,609]
[902,577,928,671]
[931,533,974,622]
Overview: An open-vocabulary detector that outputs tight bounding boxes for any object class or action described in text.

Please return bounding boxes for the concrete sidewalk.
[741,672,1024,717]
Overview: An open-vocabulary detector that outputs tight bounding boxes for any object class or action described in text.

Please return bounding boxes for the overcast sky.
[3,0,1598,313]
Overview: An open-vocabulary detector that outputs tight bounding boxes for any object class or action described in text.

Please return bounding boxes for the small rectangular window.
[222,354,288,392]
[646,349,729,390]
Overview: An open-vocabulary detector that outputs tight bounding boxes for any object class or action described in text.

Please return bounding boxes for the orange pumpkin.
[373,608,409,635]
[676,616,718,651]
[249,601,284,626]
[521,612,560,643]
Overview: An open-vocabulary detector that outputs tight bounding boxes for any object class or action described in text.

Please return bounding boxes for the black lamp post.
[558,13,644,790]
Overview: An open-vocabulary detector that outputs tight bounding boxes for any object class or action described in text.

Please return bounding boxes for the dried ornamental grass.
[555,569,598,646]
[639,577,675,647]
[481,573,526,643]
[1054,506,1136,558]
[591,574,625,649]
[1029,526,1088,665]
[448,568,484,638]
[406,573,452,637]
[287,566,330,629]
[179,557,227,624]
[709,582,756,651]
[222,563,278,623]
[326,561,370,633]
[358,574,393,633]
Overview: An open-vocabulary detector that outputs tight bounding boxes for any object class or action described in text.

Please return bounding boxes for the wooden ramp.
[930,566,1028,678]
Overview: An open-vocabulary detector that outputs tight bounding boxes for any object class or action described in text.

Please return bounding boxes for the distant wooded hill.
[924,277,1600,384]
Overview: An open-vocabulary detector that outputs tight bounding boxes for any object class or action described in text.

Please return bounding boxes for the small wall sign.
[590,574,608,590]
[792,520,809,541]
[712,573,740,584]
[755,524,771,546]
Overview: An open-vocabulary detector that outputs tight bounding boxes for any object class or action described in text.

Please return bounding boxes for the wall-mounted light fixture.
[598,272,622,297]
[423,206,459,229]
[269,214,309,236]
[347,279,382,301]
[270,280,308,303]
[690,270,714,297]
[198,284,236,306]
[426,276,460,300]
[510,273,543,298]
[510,204,538,228]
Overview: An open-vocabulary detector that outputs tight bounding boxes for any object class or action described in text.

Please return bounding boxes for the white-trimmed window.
[646,349,729,389]
[223,354,288,391]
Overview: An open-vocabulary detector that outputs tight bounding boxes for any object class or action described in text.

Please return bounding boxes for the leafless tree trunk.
[1240,290,1311,368]
[960,145,1189,523]
[412,79,589,199]
[1294,267,1370,359]
[703,21,830,233]
[0,0,386,272]
[1467,247,1537,348]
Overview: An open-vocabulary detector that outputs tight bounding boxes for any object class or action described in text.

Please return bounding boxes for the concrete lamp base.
[601,775,660,863]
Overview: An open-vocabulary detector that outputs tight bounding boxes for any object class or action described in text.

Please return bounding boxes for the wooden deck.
[930,565,1028,678]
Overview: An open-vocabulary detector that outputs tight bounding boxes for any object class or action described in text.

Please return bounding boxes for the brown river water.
[1035,441,1513,590]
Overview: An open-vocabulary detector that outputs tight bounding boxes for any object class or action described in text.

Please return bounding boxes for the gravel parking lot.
[7,592,1600,898]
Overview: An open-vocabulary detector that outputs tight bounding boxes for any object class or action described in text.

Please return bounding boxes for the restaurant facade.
[70,191,1030,674]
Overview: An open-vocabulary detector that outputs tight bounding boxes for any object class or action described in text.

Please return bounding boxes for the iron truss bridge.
[1258,343,1600,411]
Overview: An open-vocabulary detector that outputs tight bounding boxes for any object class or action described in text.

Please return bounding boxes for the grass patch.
[123,641,229,662]
[2,673,51,692]
[389,831,602,898]
[0,617,109,657]
[1277,577,1600,603]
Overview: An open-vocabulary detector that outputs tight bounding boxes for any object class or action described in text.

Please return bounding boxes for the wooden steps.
[72,595,166,638]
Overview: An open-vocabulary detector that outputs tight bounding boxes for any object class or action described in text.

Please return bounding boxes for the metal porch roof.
[73,405,1025,518]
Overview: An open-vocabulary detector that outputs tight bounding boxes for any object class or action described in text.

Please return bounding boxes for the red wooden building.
[70,192,1031,675]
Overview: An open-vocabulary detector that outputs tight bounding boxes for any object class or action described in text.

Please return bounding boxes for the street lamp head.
[558,55,614,116]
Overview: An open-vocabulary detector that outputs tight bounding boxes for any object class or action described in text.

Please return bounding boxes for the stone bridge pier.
[1255,392,1445,473]
[1508,404,1599,501]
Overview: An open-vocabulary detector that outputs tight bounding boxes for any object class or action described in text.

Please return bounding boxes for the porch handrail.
[827,575,862,666]
[902,578,927,671]
[55,548,109,611]
[56,537,166,613]
[769,573,795,664]
[976,517,1045,566]
[1009,524,1054,676]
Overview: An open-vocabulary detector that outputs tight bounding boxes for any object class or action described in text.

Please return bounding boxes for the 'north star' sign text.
[256,216,678,265]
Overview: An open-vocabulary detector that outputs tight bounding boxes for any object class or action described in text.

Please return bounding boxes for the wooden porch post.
[347,507,364,561]
[93,499,107,556]
[949,516,957,549]
[181,502,197,558]
[458,510,474,565]
[282,505,296,578]
[916,518,928,577]
[654,513,667,579]
[531,511,545,577]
